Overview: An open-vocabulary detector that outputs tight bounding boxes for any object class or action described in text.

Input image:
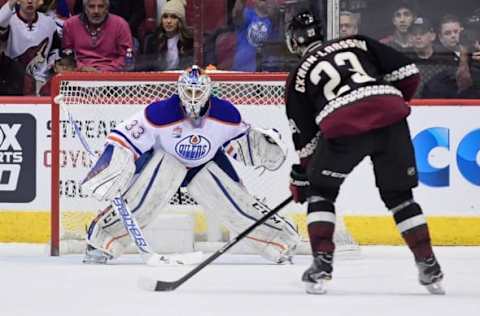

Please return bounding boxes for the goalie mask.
[285,11,323,56]
[177,65,212,122]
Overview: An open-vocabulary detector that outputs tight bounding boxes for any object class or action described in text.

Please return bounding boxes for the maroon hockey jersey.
[285,35,420,163]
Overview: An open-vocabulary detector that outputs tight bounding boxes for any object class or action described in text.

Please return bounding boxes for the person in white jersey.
[0,0,61,95]
[81,65,300,264]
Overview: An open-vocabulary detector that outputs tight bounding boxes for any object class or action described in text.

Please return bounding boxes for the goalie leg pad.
[85,150,187,258]
[187,161,300,263]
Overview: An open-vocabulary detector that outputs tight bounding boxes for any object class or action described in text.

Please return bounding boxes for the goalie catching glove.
[290,164,310,203]
[81,144,136,201]
[226,127,288,171]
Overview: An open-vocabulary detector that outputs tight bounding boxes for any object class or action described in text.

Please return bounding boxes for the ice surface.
[1,244,479,316]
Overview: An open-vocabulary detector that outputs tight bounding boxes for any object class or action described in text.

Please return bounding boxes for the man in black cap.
[407,17,456,97]
[409,17,437,61]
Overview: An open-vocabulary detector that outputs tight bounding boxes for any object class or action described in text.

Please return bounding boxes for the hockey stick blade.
[138,277,180,292]
[141,196,293,292]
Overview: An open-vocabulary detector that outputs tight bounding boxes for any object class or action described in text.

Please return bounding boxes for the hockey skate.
[83,244,113,264]
[276,243,297,264]
[302,252,333,294]
[416,256,445,295]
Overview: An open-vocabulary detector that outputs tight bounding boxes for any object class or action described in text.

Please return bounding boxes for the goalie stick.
[54,95,202,266]
[139,196,293,291]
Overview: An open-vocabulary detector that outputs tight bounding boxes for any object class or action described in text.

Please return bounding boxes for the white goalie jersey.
[106,94,285,170]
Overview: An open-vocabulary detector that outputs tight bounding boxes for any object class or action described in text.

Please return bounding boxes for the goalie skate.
[416,256,445,295]
[276,243,296,264]
[83,244,113,264]
[302,252,333,295]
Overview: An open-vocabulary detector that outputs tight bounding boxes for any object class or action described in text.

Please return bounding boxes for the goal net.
[50,71,359,256]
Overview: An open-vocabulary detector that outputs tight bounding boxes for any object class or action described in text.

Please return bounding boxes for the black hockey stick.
[139,196,293,292]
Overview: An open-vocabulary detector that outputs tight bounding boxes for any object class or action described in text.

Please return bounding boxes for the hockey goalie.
[81,65,300,264]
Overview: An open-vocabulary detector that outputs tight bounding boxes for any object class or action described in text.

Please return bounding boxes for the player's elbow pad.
[396,74,421,102]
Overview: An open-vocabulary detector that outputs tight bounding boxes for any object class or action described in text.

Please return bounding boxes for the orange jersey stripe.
[107,135,139,160]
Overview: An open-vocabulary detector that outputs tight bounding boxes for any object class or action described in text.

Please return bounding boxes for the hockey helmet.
[177,65,212,122]
[285,11,323,55]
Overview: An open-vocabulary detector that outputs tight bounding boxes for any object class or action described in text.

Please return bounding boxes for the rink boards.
[0,99,479,245]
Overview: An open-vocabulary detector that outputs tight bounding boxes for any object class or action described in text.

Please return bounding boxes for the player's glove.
[289,164,309,203]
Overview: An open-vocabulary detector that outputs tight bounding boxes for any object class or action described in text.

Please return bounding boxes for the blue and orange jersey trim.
[207,96,241,125]
[144,95,185,127]
[107,130,142,159]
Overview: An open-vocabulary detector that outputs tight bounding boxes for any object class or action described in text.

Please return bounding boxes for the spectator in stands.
[407,17,456,98]
[138,0,192,71]
[63,0,133,72]
[456,9,480,98]
[73,0,145,52]
[231,0,279,71]
[39,0,72,37]
[0,0,61,95]
[36,48,76,96]
[380,1,415,52]
[0,40,25,95]
[437,14,464,64]
[155,0,186,25]
[339,11,359,38]
[409,17,438,61]
[421,14,475,99]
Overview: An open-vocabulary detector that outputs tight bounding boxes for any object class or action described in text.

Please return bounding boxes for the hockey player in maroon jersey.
[284,11,444,295]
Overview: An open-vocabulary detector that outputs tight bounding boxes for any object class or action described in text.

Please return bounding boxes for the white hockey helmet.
[177,65,212,121]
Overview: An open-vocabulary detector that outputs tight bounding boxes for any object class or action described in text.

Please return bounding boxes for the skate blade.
[82,256,109,264]
[305,279,328,295]
[425,281,445,295]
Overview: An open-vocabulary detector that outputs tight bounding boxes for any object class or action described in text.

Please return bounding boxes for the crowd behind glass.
[0,0,479,98]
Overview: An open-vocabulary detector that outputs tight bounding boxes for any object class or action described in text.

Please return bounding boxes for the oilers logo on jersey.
[175,135,211,160]
[247,21,270,47]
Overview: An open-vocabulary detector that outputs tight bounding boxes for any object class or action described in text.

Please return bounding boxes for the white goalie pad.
[225,127,288,171]
[81,144,136,201]
[85,151,187,258]
[187,161,300,263]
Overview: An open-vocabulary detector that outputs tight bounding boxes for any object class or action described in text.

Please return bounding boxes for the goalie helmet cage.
[50,71,359,256]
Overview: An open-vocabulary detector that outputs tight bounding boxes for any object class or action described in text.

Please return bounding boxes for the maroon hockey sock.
[308,222,335,254]
[402,224,434,261]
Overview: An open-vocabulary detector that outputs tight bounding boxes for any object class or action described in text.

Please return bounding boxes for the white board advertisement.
[0,103,479,217]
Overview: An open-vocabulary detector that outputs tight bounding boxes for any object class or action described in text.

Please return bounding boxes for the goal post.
[49,71,358,256]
